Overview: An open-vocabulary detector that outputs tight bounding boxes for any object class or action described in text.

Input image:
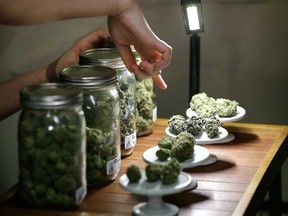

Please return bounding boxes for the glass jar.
[132,51,157,136]
[18,83,86,209]
[135,78,157,136]
[60,66,121,186]
[79,48,137,157]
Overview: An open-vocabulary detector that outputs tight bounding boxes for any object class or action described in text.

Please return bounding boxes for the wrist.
[108,0,135,16]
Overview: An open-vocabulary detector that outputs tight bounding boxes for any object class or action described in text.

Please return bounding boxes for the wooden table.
[1,119,288,216]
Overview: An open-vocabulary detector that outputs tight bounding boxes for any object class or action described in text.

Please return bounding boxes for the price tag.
[124,131,137,149]
[106,155,121,175]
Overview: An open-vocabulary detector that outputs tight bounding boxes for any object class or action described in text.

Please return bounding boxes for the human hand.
[46,28,110,82]
[108,0,172,90]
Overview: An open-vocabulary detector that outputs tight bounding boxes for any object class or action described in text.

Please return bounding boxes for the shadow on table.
[185,159,235,173]
[164,190,209,207]
[225,132,259,145]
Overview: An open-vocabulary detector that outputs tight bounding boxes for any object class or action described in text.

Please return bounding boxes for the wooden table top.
[1,119,288,216]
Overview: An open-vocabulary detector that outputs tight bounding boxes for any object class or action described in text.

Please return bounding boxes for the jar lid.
[59,65,117,88]
[79,48,125,68]
[20,83,83,109]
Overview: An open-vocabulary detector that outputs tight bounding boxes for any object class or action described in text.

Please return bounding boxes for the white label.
[75,184,87,205]
[106,155,121,175]
[125,131,137,149]
[153,106,157,122]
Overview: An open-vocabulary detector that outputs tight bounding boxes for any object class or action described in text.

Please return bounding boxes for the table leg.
[269,171,282,216]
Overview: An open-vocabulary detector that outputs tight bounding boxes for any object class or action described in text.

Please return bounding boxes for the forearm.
[0,0,133,25]
[0,29,110,120]
[0,66,49,120]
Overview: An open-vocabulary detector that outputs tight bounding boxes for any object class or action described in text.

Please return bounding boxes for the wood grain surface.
[1,119,287,216]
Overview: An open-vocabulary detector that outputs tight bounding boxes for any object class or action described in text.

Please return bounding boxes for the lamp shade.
[181,0,204,34]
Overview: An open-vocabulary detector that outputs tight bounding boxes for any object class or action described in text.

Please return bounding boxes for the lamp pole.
[189,34,200,100]
[181,0,204,101]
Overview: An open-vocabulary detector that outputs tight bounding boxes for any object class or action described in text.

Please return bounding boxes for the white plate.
[119,170,197,216]
[199,153,218,166]
[119,170,193,196]
[186,106,246,123]
[165,127,229,145]
[143,145,210,169]
[218,133,235,143]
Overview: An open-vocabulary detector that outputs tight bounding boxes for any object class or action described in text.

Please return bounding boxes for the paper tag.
[153,106,157,122]
[124,131,137,149]
[106,155,121,175]
[75,184,87,205]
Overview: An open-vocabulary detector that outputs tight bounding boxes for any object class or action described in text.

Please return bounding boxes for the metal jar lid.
[59,65,117,88]
[79,48,125,68]
[20,83,83,109]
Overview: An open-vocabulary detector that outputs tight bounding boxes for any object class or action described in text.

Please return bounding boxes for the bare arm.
[0,0,130,25]
[0,0,172,119]
[0,0,172,85]
[0,29,110,120]
[0,67,48,120]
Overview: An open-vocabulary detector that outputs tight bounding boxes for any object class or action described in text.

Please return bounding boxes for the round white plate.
[218,133,235,143]
[165,127,229,145]
[119,170,193,196]
[186,106,246,123]
[199,153,218,166]
[119,171,197,216]
[143,145,210,169]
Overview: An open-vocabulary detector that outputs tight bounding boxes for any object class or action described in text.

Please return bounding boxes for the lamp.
[181,0,204,100]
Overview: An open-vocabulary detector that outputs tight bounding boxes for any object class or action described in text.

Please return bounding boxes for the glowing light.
[187,6,200,31]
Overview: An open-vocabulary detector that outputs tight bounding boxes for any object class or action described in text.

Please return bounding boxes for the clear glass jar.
[60,66,121,186]
[135,78,157,136]
[79,48,137,157]
[18,83,86,209]
[132,51,157,136]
